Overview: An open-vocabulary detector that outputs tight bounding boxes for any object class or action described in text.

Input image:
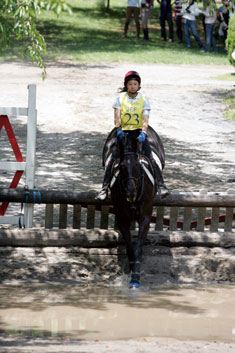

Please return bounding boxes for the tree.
[227,13,235,67]
[0,0,71,79]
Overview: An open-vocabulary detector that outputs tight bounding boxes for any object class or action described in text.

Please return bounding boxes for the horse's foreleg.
[130,215,151,287]
[116,217,135,272]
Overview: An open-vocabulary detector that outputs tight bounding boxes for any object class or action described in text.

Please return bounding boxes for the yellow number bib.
[120,92,144,130]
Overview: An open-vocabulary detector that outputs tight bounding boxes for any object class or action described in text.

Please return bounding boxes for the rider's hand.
[117,128,124,140]
[138,131,146,143]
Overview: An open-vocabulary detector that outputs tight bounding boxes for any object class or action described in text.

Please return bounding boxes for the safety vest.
[120,92,144,131]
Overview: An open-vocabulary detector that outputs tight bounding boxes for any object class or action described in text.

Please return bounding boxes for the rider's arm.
[114,108,121,128]
[142,96,150,133]
[142,114,149,133]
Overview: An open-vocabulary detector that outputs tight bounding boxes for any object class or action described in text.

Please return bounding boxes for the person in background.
[202,0,218,53]
[174,0,183,43]
[124,0,141,38]
[157,0,174,42]
[141,0,154,41]
[218,0,234,49]
[181,0,204,49]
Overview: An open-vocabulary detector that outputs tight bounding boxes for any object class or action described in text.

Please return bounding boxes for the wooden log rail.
[0,187,234,232]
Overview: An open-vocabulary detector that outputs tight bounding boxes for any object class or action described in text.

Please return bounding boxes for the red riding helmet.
[124,71,141,86]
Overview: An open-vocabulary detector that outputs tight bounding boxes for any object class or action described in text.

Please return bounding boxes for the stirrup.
[158,185,170,198]
[96,188,108,200]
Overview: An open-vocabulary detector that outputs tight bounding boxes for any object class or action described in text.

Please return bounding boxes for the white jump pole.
[24,84,37,228]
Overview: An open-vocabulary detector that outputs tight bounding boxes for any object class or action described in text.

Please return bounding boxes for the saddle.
[103,126,165,189]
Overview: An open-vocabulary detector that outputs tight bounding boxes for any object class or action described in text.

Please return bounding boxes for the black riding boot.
[143,28,149,41]
[96,161,113,200]
[151,159,169,197]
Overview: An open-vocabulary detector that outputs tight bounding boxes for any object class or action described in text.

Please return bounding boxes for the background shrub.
[227,13,235,67]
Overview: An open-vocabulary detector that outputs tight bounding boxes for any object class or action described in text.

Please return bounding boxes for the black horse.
[102,126,165,288]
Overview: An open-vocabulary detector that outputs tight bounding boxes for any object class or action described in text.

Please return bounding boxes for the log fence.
[0,187,234,232]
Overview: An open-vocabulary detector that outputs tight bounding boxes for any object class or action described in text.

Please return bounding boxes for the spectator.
[124,0,141,38]
[181,0,204,49]
[141,0,154,41]
[174,0,183,43]
[202,0,218,53]
[157,0,174,42]
[218,0,234,48]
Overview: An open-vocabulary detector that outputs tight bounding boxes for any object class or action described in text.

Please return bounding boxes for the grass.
[0,0,231,66]
[212,74,235,81]
[224,95,235,122]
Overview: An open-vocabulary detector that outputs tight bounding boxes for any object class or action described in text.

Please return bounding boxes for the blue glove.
[117,129,124,140]
[138,132,146,143]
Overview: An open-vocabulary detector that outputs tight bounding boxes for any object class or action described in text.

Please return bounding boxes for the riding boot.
[96,161,113,200]
[143,28,149,41]
[151,159,169,197]
[145,28,149,41]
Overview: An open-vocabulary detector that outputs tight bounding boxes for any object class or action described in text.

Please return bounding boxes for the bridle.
[119,151,144,203]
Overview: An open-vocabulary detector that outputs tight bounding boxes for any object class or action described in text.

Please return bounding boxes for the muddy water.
[0,284,234,342]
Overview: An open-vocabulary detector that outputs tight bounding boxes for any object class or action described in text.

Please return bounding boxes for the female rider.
[97,71,169,200]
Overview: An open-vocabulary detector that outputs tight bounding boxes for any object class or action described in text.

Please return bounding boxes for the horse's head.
[118,135,142,203]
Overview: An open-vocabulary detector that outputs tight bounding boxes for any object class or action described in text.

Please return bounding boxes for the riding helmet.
[124,71,141,86]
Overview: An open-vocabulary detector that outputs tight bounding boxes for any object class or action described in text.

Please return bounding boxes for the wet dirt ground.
[0,283,235,352]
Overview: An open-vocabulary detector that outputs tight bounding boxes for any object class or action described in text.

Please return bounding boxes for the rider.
[97,70,169,201]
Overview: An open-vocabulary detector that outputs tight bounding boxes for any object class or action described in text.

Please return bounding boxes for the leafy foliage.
[226,13,235,67]
[0,0,71,78]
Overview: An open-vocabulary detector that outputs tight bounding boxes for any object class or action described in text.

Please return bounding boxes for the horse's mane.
[102,126,165,169]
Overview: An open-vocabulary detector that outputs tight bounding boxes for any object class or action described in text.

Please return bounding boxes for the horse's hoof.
[129,282,141,289]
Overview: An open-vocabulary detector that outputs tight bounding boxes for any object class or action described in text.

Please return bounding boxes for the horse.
[102,126,165,288]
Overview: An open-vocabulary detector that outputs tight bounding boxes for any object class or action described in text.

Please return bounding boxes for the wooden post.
[73,204,81,229]
[183,207,192,231]
[59,204,67,229]
[87,205,95,229]
[155,206,164,231]
[45,204,54,229]
[24,84,37,228]
[100,205,109,229]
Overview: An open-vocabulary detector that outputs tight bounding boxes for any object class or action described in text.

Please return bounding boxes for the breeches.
[141,7,152,26]
[125,7,140,25]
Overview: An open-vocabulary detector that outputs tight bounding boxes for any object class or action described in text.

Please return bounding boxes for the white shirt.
[202,7,217,24]
[181,3,202,21]
[112,92,151,116]
[127,0,140,7]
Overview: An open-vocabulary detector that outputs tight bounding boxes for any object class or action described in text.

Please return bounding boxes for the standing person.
[202,0,218,52]
[124,0,141,38]
[97,71,169,201]
[218,0,234,49]
[181,0,204,49]
[174,0,183,43]
[141,0,154,41]
[157,0,174,42]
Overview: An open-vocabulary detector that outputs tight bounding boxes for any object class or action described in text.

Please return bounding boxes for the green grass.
[211,73,235,81]
[224,95,235,121]
[0,0,231,65]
